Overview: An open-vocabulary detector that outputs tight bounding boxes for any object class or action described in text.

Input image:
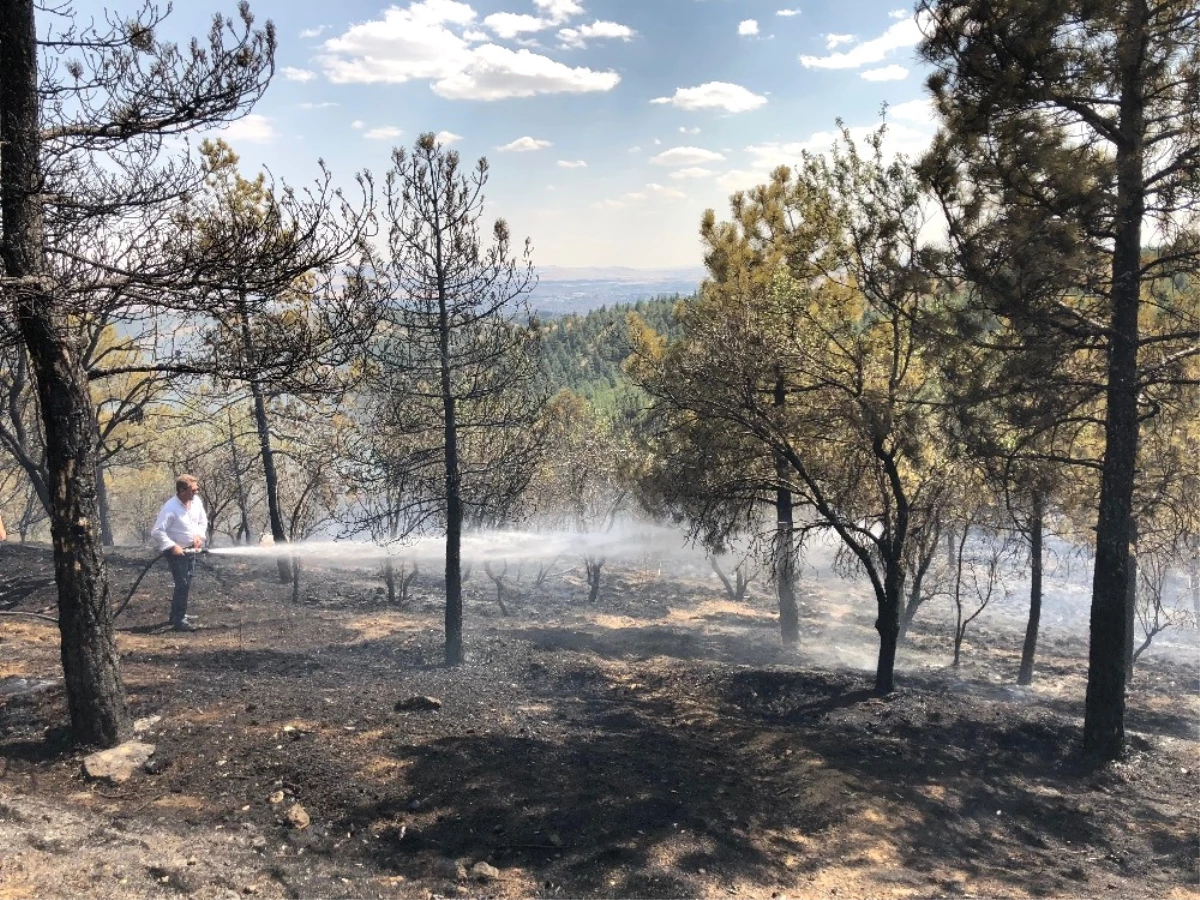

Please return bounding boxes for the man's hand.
[169,545,185,556]
[192,536,204,550]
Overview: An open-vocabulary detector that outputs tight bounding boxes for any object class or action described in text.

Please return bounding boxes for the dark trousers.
[166,552,195,625]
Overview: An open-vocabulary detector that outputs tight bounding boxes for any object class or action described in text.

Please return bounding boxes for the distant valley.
[530,266,704,316]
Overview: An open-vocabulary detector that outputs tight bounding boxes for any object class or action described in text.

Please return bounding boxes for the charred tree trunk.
[94,455,114,547]
[875,565,902,695]
[483,563,511,615]
[384,558,397,605]
[0,0,129,746]
[400,564,418,604]
[249,378,290,582]
[774,370,800,648]
[898,517,939,645]
[873,444,909,694]
[238,294,286,575]
[1084,3,1146,761]
[1124,515,1139,681]
[951,525,970,668]
[228,408,253,544]
[1017,494,1044,686]
[438,267,463,666]
[585,556,604,603]
[710,555,749,602]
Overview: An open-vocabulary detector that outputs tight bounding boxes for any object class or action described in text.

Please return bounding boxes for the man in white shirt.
[150,474,208,631]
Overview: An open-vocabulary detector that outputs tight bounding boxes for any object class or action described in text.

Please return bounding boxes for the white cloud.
[484,12,552,39]
[629,145,641,153]
[744,119,935,170]
[651,82,767,114]
[463,28,490,41]
[646,183,686,200]
[559,20,636,48]
[299,25,326,38]
[320,1,475,84]
[282,66,317,82]
[668,166,715,179]
[801,16,921,69]
[319,0,619,100]
[364,125,403,140]
[650,146,727,166]
[777,8,801,16]
[679,126,700,134]
[298,101,338,109]
[533,0,583,23]
[435,130,463,144]
[889,9,909,18]
[557,159,587,168]
[595,182,687,209]
[715,169,765,193]
[825,33,854,49]
[498,136,552,151]
[738,20,759,36]
[351,120,365,129]
[220,114,277,144]
[861,64,909,81]
[886,97,935,123]
[594,195,641,210]
[434,45,620,100]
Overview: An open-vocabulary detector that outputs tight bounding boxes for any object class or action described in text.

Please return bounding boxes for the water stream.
[205,524,697,569]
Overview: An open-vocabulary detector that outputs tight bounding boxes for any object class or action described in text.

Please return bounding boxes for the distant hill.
[538,295,686,413]
[531,266,705,317]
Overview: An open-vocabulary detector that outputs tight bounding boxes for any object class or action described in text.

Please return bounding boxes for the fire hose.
[0,547,208,625]
[111,547,208,620]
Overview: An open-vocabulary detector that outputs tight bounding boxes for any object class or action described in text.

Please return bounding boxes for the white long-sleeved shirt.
[151,495,208,552]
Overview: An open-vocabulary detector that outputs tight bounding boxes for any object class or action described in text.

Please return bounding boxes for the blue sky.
[85,0,939,268]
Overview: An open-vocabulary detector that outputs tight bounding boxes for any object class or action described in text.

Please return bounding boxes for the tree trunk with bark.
[0,0,129,747]
[241,303,289,581]
[95,453,114,547]
[228,408,253,544]
[439,275,463,666]
[1017,494,1044,686]
[1124,515,1139,681]
[875,564,902,694]
[1084,1,1147,761]
[249,379,290,582]
[585,557,604,603]
[774,371,800,648]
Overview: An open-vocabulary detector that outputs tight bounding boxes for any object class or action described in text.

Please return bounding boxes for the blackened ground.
[0,540,1197,900]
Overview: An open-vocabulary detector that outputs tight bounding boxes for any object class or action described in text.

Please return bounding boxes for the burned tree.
[634,132,948,691]
[376,133,543,666]
[0,0,275,746]
[162,139,377,582]
[918,0,1200,760]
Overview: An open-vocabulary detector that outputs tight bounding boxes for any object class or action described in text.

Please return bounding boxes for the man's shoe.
[171,620,198,633]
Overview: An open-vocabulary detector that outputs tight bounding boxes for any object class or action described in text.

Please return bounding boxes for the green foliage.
[536,294,683,414]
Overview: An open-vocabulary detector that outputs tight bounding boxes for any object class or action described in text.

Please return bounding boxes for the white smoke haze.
[208,522,704,568]
[207,518,1198,669]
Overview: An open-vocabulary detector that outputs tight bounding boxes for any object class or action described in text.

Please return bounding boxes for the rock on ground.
[81,742,155,785]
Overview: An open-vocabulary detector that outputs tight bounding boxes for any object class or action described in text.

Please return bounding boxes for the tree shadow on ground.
[506,624,797,667]
[337,704,830,896]
[718,668,1198,893]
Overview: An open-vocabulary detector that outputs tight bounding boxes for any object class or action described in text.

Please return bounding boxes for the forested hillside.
[537,294,685,411]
